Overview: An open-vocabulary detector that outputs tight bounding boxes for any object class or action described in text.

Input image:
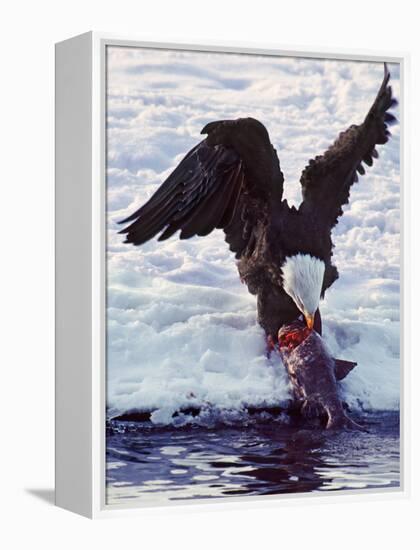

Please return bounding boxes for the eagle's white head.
[281,254,325,329]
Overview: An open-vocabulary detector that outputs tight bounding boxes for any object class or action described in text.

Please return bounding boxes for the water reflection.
[106,412,399,505]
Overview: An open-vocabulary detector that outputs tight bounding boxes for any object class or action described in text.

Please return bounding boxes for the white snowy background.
[106,47,400,423]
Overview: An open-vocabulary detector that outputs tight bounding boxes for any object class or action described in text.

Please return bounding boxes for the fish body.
[278,321,362,430]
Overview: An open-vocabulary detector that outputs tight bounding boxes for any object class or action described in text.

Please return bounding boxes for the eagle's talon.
[266,335,277,358]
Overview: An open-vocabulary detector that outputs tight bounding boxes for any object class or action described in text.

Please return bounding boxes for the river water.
[106,411,400,506]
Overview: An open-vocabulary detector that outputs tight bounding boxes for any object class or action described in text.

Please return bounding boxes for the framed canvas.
[55,32,408,518]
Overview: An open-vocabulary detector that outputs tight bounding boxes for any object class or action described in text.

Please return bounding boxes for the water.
[106,412,400,505]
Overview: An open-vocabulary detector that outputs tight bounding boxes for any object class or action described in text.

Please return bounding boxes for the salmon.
[278,321,363,430]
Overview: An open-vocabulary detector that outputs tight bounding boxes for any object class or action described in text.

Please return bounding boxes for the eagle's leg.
[257,290,297,342]
[266,334,277,358]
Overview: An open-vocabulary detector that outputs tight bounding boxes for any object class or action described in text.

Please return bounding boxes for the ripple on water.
[106,412,400,505]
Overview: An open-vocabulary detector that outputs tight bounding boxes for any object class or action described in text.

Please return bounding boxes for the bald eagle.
[119,64,397,343]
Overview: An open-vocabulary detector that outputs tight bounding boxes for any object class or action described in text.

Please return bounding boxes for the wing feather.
[298,63,397,227]
[119,118,284,255]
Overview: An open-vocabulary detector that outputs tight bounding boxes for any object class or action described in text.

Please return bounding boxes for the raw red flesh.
[278,326,311,350]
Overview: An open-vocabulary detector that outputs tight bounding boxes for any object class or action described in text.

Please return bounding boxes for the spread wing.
[119,118,284,258]
[298,63,397,227]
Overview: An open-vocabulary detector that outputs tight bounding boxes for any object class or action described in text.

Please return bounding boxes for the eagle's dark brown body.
[119,65,396,340]
[235,202,339,337]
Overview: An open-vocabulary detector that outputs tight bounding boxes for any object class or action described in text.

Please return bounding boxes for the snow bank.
[106,48,400,423]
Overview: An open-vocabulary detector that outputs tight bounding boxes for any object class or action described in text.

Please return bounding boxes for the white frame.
[55,31,410,519]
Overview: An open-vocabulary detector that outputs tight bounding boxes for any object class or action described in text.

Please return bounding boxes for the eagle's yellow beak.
[304,312,315,330]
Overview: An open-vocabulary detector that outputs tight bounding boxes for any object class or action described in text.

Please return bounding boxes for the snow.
[106,47,400,423]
